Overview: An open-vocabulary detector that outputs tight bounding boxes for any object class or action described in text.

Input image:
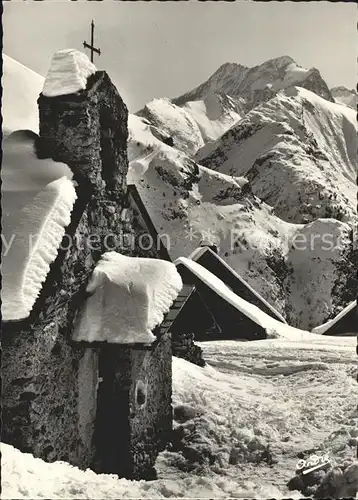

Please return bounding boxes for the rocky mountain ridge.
[173,56,334,111]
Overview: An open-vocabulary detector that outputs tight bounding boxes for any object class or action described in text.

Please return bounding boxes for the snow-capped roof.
[311,301,356,335]
[72,252,183,344]
[175,257,348,341]
[175,256,277,329]
[188,246,286,323]
[2,177,77,321]
[42,49,96,98]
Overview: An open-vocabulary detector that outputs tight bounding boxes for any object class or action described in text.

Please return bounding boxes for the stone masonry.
[2,70,172,478]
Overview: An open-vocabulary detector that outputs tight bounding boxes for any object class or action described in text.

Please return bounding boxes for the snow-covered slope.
[197,87,357,225]
[182,91,244,143]
[127,109,356,329]
[136,98,204,155]
[2,55,44,135]
[128,112,293,318]
[331,86,357,110]
[136,92,244,152]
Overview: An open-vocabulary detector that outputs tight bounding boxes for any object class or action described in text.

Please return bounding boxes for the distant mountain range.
[3,53,357,329]
[331,86,357,110]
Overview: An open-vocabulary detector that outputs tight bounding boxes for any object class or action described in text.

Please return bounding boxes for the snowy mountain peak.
[255,55,295,69]
[209,61,249,80]
[173,55,333,112]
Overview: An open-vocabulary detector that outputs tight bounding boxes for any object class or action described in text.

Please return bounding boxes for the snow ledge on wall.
[42,49,96,97]
[73,252,183,344]
[1,177,77,322]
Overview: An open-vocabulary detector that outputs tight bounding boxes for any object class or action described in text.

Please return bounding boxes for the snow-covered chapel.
[2,50,182,479]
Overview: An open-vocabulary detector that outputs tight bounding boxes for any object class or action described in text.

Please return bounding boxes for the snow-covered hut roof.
[175,256,278,331]
[174,257,339,341]
[42,49,96,98]
[188,246,286,323]
[311,301,357,335]
[72,252,183,344]
[1,131,76,321]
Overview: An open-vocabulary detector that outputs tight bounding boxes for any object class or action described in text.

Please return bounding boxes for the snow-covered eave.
[1,178,78,322]
[311,301,356,335]
[188,246,286,323]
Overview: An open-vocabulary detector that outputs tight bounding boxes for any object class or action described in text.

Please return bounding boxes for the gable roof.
[127,184,171,262]
[311,301,357,335]
[188,246,286,323]
[174,257,280,337]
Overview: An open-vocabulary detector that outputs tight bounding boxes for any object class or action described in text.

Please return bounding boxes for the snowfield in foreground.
[3,334,356,499]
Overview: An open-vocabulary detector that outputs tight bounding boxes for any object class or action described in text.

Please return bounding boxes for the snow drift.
[73,252,183,344]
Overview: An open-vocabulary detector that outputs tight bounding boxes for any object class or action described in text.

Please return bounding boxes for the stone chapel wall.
[2,70,172,477]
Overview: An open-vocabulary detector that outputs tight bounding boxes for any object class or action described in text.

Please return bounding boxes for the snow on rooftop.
[73,252,183,344]
[176,256,276,329]
[186,247,286,323]
[1,177,77,321]
[175,257,330,341]
[311,301,356,334]
[42,49,96,98]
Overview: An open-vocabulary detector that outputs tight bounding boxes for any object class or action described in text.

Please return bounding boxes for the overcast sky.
[4,1,356,112]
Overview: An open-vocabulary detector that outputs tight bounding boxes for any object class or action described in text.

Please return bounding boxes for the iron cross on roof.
[83,20,101,63]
